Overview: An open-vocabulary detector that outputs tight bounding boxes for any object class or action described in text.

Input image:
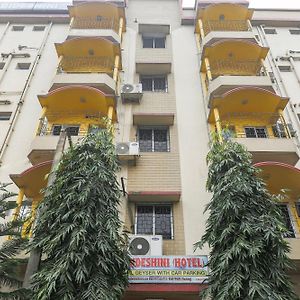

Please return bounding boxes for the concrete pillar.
[113,55,120,82]
[213,107,223,142]
[12,188,24,222]
[204,57,212,81]
[119,17,124,39]
[198,19,205,41]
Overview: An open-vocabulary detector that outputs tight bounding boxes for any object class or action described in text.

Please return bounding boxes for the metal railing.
[72,17,119,32]
[209,60,265,77]
[36,114,106,136]
[58,56,115,73]
[203,20,249,35]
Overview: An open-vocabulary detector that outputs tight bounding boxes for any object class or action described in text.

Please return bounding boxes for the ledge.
[133,113,174,126]
[128,191,181,202]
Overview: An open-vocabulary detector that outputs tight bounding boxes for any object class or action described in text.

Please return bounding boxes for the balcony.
[51,56,116,94]
[195,2,254,47]
[233,136,299,165]
[68,2,126,43]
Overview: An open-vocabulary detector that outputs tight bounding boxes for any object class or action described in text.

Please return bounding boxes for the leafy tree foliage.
[195,137,298,300]
[30,127,131,300]
[0,183,30,300]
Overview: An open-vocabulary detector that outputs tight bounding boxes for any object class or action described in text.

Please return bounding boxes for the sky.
[1,0,300,9]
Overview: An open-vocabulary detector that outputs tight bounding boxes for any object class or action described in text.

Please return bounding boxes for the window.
[278,204,295,238]
[142,36,166,49]
[140,75,167,92]
[0,112,11,121]
[12,25,24,31]
[33,26,45,31]
[16,63,31,70]
[264,28,277,34]
[244,127,268,138]
[278,65,291,72]
[138,127,169,152]
[289,29,300,35]
[0,62,5,70]
[52,125,80,136]
[272,123,287,138]
[135,205,173,239]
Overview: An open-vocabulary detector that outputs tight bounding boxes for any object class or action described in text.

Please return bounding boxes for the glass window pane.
[255,127,267,138]
[278,204,295,238]
[52,125,62,136]
[139,129,153,152]
[154,129,168,152]
[65,126,80,136]
[143,37,154,48]
[155,206,172,239]
[244,127,256,138]
[141,77,153,91]
[153,77,166,92]
[155,37,165,48]
[136,206,153,235]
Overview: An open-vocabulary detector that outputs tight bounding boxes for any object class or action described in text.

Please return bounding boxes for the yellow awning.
[255,162,300,199]
[38,85,117,123]
[208,87,289,123]
[10,161,52,199]
[68,2,126,31]
[196,3,253,33]
[201,40,269,72]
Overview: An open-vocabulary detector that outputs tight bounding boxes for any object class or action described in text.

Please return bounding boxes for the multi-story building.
[0,0,300,298]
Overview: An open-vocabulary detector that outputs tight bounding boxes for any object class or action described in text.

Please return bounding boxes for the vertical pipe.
[278,108,291,138]
[213,107,223,142]
[0,54,12,85]
[113,55,120,82]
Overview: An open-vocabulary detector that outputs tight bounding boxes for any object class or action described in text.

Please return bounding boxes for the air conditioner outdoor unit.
[128,235,163,256]
[121,83,143,104]
[116,142,139,161]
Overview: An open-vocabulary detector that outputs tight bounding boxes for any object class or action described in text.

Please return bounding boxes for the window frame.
[244,126,268,138]
[134,204,174,240]
[137,126,170,152]
[140,75,168,92]
[278,203,296,238]
[142,36,166,49]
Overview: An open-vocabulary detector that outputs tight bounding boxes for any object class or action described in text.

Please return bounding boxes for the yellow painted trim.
[119,17,124,39]
[213,107,223,142]
[34,107,47,136]
[278,109,291,139]
[113,55,120,82]
[12,188,24,222]
[70,17,74,28]
[198,19,205,41]
[204,57,212,81]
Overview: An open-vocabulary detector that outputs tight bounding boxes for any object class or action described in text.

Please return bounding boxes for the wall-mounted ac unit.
[121,83,143,104]
[128,235,163,256]
[116,142,139,161]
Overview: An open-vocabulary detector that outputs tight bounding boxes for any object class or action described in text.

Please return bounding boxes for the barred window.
[140,75,167,92]
[138,127,169,152]
[52,125,80,136]
[135,205,173,239]
[244,127,268,138]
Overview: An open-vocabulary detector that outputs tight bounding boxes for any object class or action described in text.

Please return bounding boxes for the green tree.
[30,126,131,300]
[195,136,298,300]
[0,183,30,300]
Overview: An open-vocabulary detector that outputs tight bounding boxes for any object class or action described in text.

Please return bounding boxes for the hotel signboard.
[129,256,208,284]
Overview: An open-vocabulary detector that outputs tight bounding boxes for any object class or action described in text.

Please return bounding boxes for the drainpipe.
[0,22,53,165]
[0,53,13,85]
[0,22,10,45]
[257,25,300,144]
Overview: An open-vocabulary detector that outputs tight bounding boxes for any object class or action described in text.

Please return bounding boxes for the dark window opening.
[142,36,166,49]
[138,127,169,152]
[0,112,12,121]
[244,127,267,138]
[278,204,295,238]
[140,75,167,92]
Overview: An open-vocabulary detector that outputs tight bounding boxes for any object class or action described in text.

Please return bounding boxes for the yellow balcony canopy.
[10,161,51,199]
[196,2,253,33]
[201,40,269,73]
[38,85,117,123]
[208,87,289,123]
[68,1,126,31]
[55,37,121,64]
[255,161,300,199]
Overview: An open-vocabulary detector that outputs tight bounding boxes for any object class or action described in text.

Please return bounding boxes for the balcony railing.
[72,17,119,32]
[36,113,106,136]
[209,60,265,77]
[58,56,115,73]
[203,20,250,35]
